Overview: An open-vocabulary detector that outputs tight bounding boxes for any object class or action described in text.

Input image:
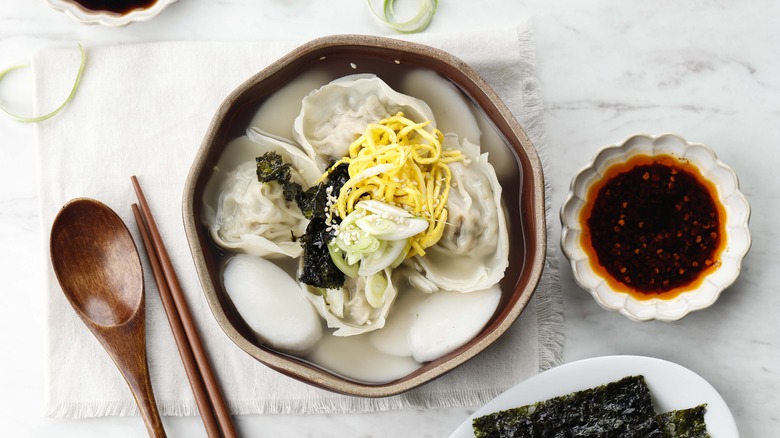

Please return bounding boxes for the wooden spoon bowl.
[50,198,165,437]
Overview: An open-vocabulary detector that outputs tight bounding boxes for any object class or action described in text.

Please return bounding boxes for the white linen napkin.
[35,20,563,417]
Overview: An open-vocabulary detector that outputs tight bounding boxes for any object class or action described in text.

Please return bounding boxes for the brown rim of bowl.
[182,34,547,397]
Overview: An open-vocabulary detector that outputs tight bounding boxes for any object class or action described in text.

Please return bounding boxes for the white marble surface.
[0,1,777,436]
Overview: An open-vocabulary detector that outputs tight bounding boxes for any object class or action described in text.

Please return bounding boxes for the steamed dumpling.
[412,135,510,292]
[208,161,306,258]
[202,129,320,258]
[400,69,482,145]
[248,69,332,139]
[293,74,437,170]
[303,269,397,336]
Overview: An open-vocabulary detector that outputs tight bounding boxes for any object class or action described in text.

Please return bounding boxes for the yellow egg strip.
[347,185,374,211]
[326,112,464,256]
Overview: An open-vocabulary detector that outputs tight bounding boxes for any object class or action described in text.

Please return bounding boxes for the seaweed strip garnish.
[472,375,663,437]
[656,404,709,438]
[298,163,350,289]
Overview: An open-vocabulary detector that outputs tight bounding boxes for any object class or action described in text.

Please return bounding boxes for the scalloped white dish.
[560,133,751,322]
[450,355,738,438]
[46,0,177,26]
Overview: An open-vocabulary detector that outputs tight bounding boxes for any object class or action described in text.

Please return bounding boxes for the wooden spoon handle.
[113,339,167,437]
[97,306,167,438]
[126,364,167,438]
[136,379,166,437]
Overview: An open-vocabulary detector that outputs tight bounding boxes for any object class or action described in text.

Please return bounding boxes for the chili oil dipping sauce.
[580,154,726,300]
[560,134,751,322]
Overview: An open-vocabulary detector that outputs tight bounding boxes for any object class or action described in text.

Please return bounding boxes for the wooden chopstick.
[131,205,222,437]
[131,176,237,438]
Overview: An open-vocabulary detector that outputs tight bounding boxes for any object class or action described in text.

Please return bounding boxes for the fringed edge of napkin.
[45,401,190,419]
[226,390,511,415]
[513,25,566,374]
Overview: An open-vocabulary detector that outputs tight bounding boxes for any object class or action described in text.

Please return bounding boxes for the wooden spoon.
[50,198,166,438]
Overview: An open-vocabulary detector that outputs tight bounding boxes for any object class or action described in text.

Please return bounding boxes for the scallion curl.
[0,43,85,123]
[367,0,438,34]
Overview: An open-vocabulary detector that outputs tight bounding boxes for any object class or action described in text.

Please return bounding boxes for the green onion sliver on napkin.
[0,43,85,123]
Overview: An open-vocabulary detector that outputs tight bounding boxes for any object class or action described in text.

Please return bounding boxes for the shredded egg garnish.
[324,112,464,257]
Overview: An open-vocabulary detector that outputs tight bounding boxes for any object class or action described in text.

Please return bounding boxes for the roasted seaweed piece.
[256,152,350,222]
[472,375,663,438]
[657,404,709,438]
[255,152,351,288]
[296,163,350,219]
[299,217,344,289]
[256,151,303,203]
[296,163,351,288]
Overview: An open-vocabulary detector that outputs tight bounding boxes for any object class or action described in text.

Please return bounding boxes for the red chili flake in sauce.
[580,154,726,299]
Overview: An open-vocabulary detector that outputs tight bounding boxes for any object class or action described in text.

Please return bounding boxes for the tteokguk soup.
[202,59,525,384]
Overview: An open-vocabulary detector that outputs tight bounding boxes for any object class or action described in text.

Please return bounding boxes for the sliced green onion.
[0,43,85,123]
[340,208,367,229]
[361,215,428,240]
[335,225,381,254]
[364,272,389,309]
[328,240,359,278]
[346,250,362,266]
[323,288,346,318]
[367,0,438,34]
[359,238,409,277]
[390,239,412,269]
[356,215,400,236]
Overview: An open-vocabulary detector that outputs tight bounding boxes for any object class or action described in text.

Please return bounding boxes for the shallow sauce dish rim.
[45,0,178,26]
[560,132,751,322]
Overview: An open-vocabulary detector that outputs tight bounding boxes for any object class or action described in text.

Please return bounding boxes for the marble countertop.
[1,1,777,436]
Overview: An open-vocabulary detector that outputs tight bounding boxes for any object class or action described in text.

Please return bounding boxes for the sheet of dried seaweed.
[472,375,663,438]
[656,404,709,438]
